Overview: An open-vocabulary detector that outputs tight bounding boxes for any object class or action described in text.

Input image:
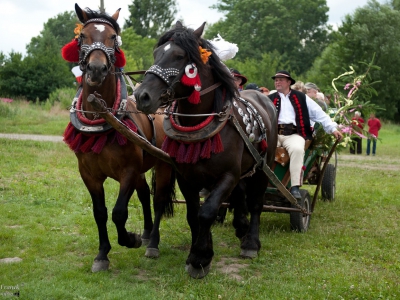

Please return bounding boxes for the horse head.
[135,21,237,116]
[75,3,121,87]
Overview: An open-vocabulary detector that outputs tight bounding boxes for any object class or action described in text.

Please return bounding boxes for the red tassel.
[115,49,126,68]
[92,135,108,154]
[63,122,76,145]
[161,136,171,152]
[212,133,224,153]
[184,143,195,163]
[61,39,80,63]
[260,140,268,152]
[70,133,82,152]
[200,139,212,159]
[191,143,202,163]
[176,143,187,163]
[80,135,96,153]
[122,118,137,132]
[188,90,201,104]
[169,140,179,157]
[116,131,127,145]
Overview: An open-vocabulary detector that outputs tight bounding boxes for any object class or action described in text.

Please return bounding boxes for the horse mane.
[83,8,121,34]
[157,24,238,112]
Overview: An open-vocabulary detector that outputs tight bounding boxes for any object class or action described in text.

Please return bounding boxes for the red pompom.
[114,49,126,68]
[61,39,80,63]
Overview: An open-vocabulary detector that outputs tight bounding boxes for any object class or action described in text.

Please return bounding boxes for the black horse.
[135,22,277,278]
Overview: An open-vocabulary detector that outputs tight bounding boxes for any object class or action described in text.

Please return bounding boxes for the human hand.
[333,130,343,141]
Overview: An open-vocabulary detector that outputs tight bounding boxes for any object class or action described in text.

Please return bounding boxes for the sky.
[0,0,388,56]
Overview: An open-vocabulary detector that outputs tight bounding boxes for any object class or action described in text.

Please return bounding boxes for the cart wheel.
[215,207,228,224]
[290,189,311,232]
[321,163,336,201]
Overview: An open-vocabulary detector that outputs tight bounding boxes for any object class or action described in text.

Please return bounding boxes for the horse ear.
[176,21,183,28]
[193,22,206,38]
[111,8,121,21]
[75,3,88,23]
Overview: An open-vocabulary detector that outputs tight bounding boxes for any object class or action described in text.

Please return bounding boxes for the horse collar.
[163,101,232,143]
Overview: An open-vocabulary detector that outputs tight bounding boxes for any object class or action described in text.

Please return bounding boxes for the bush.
[47,87,78,110]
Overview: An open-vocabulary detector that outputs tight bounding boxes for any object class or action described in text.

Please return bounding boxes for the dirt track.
[1,133,399,171]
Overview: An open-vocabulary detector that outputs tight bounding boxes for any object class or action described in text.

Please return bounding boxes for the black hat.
[230,68,248,86]
[271,70,296,85]
[245,83,261,91]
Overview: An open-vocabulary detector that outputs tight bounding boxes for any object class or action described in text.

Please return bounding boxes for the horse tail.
[151,167,176,218]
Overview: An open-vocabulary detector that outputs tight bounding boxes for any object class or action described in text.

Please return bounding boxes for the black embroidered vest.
[269,90,313,140]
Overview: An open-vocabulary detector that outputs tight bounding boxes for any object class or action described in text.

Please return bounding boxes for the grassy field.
[0,100,399,299]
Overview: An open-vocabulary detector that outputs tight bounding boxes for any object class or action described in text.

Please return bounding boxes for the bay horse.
[135,21,278,278]
[62,4,175,272]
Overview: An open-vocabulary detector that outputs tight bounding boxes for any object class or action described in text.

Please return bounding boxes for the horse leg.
[145,163,175,258]
[135,174,153,245]
[184,174,237,279]
[80,172,111,272]
[112,176,143,249]
[229,181,250,239]
[239,172,267,259]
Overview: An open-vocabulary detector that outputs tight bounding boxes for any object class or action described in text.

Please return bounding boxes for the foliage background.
[0,0,399,121]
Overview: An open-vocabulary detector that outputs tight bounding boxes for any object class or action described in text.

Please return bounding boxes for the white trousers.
[277,134,305,187]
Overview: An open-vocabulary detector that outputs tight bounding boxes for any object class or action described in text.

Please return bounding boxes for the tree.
[27,11,78,55]
[306,0,400,121]
[124,0,178,38]
[205,0,331,75]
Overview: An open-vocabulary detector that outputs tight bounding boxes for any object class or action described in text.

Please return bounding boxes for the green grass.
[0,102,399,299]
[0,100,70,135]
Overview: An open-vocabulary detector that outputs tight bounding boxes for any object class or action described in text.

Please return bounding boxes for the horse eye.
[111,34,117,40]
[176,55,184,61]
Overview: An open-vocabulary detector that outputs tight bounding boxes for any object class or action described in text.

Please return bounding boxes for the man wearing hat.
[268,70,343,200]
[230,68,248,91]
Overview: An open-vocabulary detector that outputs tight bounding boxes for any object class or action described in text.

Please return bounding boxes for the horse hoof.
[185,263,211,279]
[91,260,110,272]
[141,238,150,247]
[145,248,160,258]
[126,232,142,248]
[240,249,258,259]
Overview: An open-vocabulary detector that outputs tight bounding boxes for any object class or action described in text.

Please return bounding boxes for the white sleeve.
[306,95,338,134]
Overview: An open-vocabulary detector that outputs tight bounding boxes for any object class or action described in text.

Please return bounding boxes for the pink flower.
[356,81,361,87]
[344,83,351,90]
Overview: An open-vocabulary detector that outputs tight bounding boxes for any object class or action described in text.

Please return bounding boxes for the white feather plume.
[208,34,238,61]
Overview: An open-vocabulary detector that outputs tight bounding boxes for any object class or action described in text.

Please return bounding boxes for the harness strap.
[230,115,308,214]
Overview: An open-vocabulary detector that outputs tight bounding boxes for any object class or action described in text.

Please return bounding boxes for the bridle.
[145,64,183,106]
[145,62,222,107]
[78,18,120,72]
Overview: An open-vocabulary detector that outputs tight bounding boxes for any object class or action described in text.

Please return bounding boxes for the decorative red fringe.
[70,133,83,152]
[79,135,96,153]
[63,117,138,154]
[92,135,108,154]
[161,133,225,164]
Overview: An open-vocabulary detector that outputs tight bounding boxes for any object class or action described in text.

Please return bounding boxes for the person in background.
[304,82,319,99]
[230,68,247,91]
[245,82,270,95]
[350,111,364,154]
[366,113,382,156]
[268,70,343,200]
[291,81,307,94]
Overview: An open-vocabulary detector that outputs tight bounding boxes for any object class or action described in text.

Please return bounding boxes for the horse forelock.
[157,25,238,110]
[83,8,121,34]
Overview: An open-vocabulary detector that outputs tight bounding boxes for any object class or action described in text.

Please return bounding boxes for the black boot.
[290,186,302,200]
